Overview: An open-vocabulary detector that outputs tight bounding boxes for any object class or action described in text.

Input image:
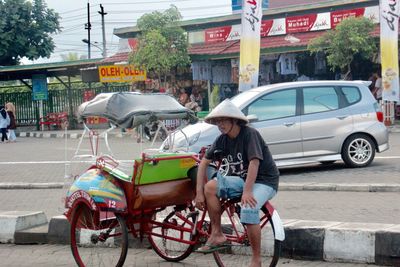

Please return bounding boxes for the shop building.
[111,0,383,110]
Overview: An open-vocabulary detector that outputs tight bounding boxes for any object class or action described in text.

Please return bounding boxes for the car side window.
[247,89,297,120]
[341,86,361,105]
[303,87,339,114]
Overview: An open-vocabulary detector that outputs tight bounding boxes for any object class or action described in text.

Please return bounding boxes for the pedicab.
[63,92,284,267]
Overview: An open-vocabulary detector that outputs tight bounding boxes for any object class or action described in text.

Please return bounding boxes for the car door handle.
[336,115,348,120]
[283,122,295,127]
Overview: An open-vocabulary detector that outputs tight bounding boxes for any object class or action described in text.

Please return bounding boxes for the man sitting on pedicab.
[194,99,280,267]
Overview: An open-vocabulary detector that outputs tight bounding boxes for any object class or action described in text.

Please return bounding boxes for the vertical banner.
[380,0,400,102]
[239,0,263,92]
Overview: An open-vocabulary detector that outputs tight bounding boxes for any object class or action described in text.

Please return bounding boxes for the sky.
[27,0,233,64]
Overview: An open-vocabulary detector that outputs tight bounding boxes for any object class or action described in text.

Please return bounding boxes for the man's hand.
[195,191,206,210]
[241,191,257,208]
[242,158,259,208]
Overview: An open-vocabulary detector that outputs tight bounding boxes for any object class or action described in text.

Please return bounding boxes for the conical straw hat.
[205,99,248,125]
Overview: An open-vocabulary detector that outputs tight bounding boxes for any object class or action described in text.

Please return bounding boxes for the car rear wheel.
[341,134,375,168]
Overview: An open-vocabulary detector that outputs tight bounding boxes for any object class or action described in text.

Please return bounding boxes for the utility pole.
[85,1,91,59]
[98,4,107,58]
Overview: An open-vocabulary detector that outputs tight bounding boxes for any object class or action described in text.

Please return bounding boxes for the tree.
[0,0,60,66]
[129,5,191,87]
[60,52,87,61]
[308,17,376,80]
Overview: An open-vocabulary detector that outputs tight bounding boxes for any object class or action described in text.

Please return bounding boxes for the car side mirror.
[247,114,258,123]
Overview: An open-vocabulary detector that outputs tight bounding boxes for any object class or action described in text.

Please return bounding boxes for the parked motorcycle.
[143,121,168,141]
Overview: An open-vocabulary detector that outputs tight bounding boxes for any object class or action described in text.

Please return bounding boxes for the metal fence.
[0,84,131,128]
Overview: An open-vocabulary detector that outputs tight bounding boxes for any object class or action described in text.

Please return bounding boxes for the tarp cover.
[77,92,198,128]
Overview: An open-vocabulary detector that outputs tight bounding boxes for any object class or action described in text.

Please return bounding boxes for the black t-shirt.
[205,126,279,191]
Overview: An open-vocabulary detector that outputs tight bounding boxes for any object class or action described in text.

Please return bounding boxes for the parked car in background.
[160,81,389,168]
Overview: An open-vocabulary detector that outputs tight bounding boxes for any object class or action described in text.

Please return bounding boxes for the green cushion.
[136,153,197,185]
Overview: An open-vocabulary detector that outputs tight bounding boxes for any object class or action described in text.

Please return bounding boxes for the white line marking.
[0,160,133,165]
[0,156,398,165]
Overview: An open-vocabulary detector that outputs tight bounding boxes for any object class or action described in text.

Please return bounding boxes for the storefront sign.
[380,0,400,102]
[261,18,286,36]
[205,25,242,42]
[203,5,380,43]
[331,8,366,28]
[98,65,146,83]
[286,14,318,33]
[32,74,48,101]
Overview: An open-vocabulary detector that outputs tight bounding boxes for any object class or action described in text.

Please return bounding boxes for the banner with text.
[239,0,263,92]
[98,65,146,83]
[380,0,400,102]
[204,6,379,43]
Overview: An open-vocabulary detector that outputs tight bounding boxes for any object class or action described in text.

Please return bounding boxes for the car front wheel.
[341,134,375,168]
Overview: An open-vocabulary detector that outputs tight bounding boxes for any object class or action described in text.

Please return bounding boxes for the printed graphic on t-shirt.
[220,152,247,178]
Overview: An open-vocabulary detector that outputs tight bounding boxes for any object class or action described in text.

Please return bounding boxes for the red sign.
[286,14,318,33]
[205,26,232,42]
[261,20,274,37]
[331,8,365,28]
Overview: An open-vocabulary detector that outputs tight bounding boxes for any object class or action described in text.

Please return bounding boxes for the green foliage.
[129,5,191,84]
[60,52,87,61]
[308,17,376,79]
[0,0,60,66]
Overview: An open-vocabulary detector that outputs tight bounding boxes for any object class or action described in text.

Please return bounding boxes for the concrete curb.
[1,182,400,193]
[0,183,64,189]
[282,220,400,266]
[0,211,47,243]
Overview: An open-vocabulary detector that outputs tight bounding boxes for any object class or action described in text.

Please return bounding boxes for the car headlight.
[162,131,201,151]
[175,131,201,147]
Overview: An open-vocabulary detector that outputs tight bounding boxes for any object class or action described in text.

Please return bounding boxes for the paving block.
[282,220,341,260]
[14,223,48,244]
[0,211,47,243]
[324,222,394,263]
[47,215,70,244]
[375,225,400,266]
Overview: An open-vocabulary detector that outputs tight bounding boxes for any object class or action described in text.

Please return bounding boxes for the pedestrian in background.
[178,88,189,106]
[6,102,17,142]
[0,105,10,143]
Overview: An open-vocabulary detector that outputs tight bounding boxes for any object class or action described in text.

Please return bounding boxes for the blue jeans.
[206,167,276,225]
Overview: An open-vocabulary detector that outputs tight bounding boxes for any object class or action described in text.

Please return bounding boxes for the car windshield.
[230,90,260,108]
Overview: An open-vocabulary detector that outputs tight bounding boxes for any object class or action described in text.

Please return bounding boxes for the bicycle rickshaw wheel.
[70,205,128,267]
[148,204,196,262]
[212,203,281,267]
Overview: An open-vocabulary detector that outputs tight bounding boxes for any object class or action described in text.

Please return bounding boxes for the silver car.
[161,81,389,168]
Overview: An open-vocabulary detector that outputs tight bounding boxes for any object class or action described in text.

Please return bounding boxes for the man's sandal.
[195,241,230,254]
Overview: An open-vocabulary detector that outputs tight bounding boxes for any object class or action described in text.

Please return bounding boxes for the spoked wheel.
[148,204,196,262]
[213,203,281,267]
[70,205,128,267]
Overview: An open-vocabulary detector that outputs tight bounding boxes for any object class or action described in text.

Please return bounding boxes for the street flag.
[239,0,263,92]
[380,0,400,102]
